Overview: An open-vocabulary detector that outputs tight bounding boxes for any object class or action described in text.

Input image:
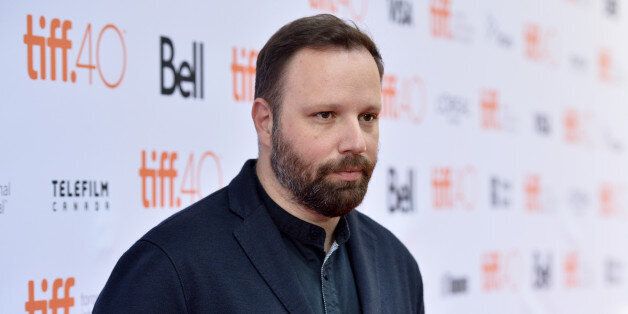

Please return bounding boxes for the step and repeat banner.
[1,0,628,313]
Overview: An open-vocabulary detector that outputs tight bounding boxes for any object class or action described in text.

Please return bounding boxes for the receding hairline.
[270,45,382,109]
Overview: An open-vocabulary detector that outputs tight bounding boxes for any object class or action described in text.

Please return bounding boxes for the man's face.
[270,47,382,217]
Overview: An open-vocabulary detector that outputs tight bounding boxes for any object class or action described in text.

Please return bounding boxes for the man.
[94,14,424,313]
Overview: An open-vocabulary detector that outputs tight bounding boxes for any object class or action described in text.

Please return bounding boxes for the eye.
[316,111,334,120]
[360,113,378,122]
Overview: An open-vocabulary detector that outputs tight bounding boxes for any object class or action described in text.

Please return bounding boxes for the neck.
[256,157,339,252]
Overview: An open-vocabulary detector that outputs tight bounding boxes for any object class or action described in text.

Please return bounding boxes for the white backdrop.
[1,0,628,313]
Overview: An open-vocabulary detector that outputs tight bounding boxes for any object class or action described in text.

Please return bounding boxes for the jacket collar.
[228,159,381,314]
[229,160,313,314]
[346,210,382,313]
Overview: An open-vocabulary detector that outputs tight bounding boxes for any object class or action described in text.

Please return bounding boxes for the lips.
[332,169,363,181]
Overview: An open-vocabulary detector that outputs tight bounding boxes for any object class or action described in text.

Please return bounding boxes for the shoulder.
[350,210,424,311]
[352,211,415,260]
[350,210,422,281]
[139,186,240,255]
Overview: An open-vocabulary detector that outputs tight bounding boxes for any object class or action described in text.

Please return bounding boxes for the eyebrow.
[307,103,381,112]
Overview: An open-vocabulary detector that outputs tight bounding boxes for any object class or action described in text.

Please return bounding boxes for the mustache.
[316,155,375,178]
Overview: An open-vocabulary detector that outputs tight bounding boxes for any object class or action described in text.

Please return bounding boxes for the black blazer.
[94,160,424,313]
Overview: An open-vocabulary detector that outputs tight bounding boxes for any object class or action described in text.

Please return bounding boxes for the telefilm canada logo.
[160,36,205,99]
[0,181,10,215]
[51,180,110,212]
[23,14,127,88]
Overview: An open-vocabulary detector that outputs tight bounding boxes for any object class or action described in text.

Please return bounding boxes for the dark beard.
[270,126,376,217]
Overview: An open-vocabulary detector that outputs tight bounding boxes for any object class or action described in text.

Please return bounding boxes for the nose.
[338,118,367,155]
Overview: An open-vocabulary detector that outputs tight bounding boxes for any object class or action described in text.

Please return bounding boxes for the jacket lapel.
[347,211,382,314]
[229,160,313,314]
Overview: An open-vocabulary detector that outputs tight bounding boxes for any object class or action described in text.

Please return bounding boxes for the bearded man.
[94,14,424,313]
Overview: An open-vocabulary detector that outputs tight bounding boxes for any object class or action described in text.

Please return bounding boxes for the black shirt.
[255,176,361,314]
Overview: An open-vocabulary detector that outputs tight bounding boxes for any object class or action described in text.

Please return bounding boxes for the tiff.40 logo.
[25,277,75,314]
[139,150,223,209]
[23,14,127,88]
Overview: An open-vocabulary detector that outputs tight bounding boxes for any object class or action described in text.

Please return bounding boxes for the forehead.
[280,47,382,110]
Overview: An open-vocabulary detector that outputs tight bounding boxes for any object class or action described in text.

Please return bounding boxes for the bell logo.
[139,150,223,209]
[532,251,553,289]
[231,47,258,102]
[605,0,619,17]
[387,167,415,213]
[160,36,204,99]
[534,113,552,136]
[430,0,452,38]
[388,0,413,26]
[490,176,512,209]
[25,277,75,314]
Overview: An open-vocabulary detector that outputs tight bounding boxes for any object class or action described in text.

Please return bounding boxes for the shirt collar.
[254,171,351,252]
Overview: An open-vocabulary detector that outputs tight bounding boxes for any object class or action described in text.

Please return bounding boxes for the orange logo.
[600,183,626,217]
[600,183,616,216]
[598,48,613,83]
[563,108,592,145]
[23,14,126,88]
[563,252,580,288]
[139,150,223,209]
[431,166,477,210]
[480,89,500,130]
[523,23,555,64]
[309,0,368,22]
[25,277,75,314]
[481,251,520,292]
[429,0,452,38]
[524,175,541,212]
[231,47,258,102]
[380,74,428,124]
[481,252,501,291]
[432,168,453,209]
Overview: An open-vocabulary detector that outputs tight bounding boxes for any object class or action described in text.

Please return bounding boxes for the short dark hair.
[255,14,384,118]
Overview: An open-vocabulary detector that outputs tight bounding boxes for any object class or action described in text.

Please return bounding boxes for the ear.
[251,97,273,148]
